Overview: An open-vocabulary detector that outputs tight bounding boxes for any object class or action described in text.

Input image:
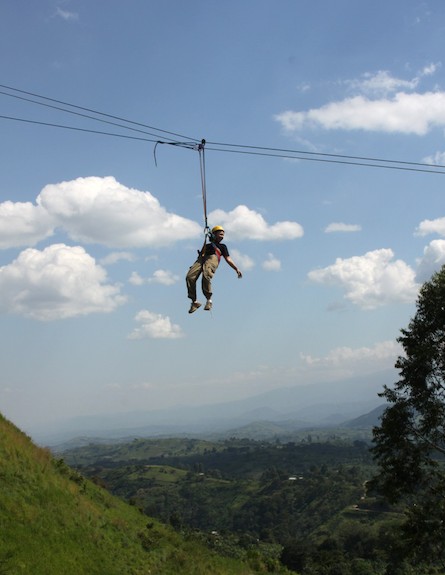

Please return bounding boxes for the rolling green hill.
[0,414,290,575]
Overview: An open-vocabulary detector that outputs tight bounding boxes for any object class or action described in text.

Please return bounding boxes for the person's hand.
[236,270,242,278]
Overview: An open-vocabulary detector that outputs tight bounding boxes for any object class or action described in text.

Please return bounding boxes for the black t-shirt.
[205,242,229,258]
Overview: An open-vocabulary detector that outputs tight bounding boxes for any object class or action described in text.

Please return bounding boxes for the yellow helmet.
[211,225,224,234]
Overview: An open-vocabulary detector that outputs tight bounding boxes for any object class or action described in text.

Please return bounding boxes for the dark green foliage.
[372,265,445,571]
[64,435,416,573]
[65,438,373,541]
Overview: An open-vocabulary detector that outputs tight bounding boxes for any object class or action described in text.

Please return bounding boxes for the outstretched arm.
[224,256,242,278]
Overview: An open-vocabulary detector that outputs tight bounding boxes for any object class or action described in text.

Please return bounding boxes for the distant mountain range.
[207,403,387,441]
[343,404,387,428]
[34,369,394,446]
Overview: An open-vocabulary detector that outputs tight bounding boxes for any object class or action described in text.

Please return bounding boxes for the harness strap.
[199,237,207,259]
[211,242,222,263]
[199,242,222,263]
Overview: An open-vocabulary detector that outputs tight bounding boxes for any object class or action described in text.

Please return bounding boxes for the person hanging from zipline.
[186,225,242,313]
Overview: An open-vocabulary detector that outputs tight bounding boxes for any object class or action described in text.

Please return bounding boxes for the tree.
[372,266,445,568]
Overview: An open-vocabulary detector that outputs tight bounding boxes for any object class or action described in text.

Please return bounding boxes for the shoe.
[204,300,212,311]
[189,301,201,314]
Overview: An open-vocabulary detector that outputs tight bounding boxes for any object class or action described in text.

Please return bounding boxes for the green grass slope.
[0,414,288,575]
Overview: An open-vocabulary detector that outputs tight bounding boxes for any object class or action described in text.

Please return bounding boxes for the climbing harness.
[210,242,222,263]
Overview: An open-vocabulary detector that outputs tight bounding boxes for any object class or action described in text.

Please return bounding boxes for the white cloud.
[420,62,440,77]
[422,151,445,165]
[37,176,201,248]
[230,249,255,271]
[349,70,419,96]
[100,252,136,265]
[130,382,156,391]
[262,253,281,271]
[415,216,445,236]
[308,248,419,309]
[416,239,445,282]
[414,218,445,236]
[297,82,311,93]
[128,310,184,340]
[0,244,126,320]
[209,205,304,241]
[129,269,179,286]
[275,91,445,135]
[301,340,401,369]
[0,201,54,248]
[129,272,144,286]
[325,222,361,233]
[0,178,304,251]
[150,269,179,285]
[55,7,79,21]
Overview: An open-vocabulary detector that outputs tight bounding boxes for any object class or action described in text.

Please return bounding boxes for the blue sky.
[2,0,445,436]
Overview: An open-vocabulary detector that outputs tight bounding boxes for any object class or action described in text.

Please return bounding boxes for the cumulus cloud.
[37,176,201,248]
[129,269,179,286]
[0,244,126,320]
[325,222,361,233]
[416,216,445,236]
[262,253,281,271]
[0,201,54,248]
[416,239,445,282]
[209,205,303,241]
[128,310,183,339]
[1,178,304,251]
[0,176,200,250]
[308,248,419,309]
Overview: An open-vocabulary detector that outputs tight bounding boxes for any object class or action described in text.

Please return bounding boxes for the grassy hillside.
[0,414,290,575]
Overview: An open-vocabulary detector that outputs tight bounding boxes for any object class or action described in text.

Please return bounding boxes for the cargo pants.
[186,254,219,301]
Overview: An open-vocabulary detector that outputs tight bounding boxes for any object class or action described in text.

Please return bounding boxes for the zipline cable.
[0,83,199,143]
[204,144,445,175]
[2,83,445,174]
[205,140,445,171]
[0,115,163,143]
[0,89,184,142]
[3,113,445,175]
[2,82,445,175]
